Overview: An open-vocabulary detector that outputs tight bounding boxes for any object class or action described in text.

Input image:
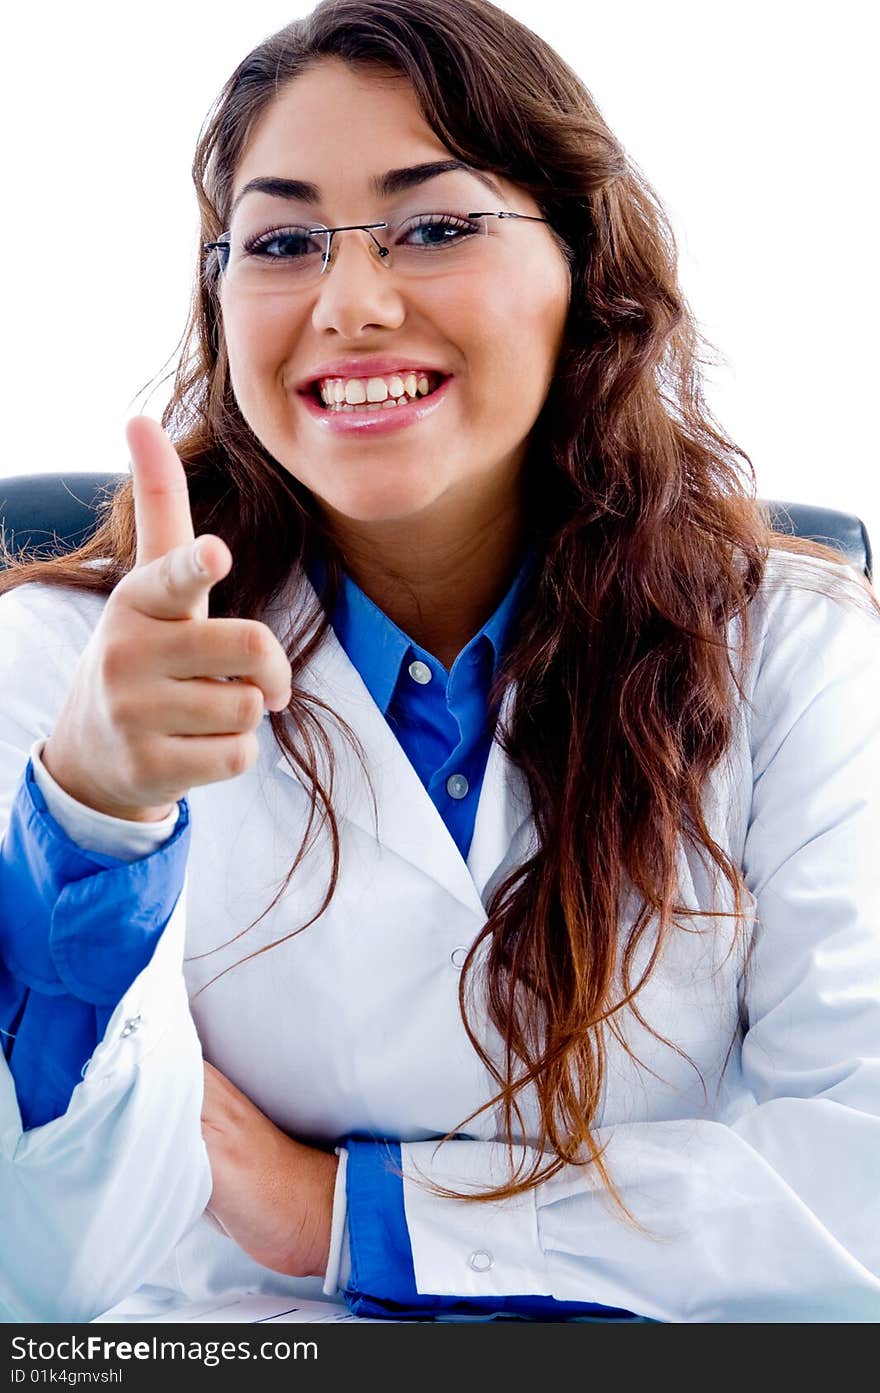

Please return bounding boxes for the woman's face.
[219,58,571,531]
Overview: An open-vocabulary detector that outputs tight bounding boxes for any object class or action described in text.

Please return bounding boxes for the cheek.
[514,259,570,362]
[221,297,298,405]
[465,270,569,415]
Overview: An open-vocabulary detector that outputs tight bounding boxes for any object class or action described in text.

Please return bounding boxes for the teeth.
[335,399,399,413]
[316,370,440,408]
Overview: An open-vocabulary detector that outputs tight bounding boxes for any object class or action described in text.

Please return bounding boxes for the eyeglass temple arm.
[469,212,551,223]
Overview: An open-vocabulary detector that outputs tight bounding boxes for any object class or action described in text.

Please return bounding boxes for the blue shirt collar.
[307,550,534,715]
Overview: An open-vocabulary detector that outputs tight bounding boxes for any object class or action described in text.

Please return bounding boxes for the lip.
[298,374,454,436]
[295,357,452,392]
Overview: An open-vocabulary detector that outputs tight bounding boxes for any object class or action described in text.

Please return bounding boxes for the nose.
[309,227,405,338]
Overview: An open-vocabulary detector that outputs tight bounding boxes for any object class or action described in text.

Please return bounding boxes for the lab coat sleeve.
[341,1139,637,1319]
[0,752,190,1128]
[399,569,880,1322]
[0,582,212,1322]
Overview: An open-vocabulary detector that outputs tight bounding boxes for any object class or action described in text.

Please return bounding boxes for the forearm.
[0,743,188,1127]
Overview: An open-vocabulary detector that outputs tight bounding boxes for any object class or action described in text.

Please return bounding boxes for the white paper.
[94,1289,388,1323]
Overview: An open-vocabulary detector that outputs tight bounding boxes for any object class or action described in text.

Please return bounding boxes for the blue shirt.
[315,554,530,860]
[0,557,637,1320]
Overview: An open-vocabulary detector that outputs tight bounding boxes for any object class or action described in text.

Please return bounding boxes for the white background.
[2,0,877,548]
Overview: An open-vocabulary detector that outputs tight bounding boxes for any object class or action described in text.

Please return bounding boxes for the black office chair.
[0,472,874,581]
[0,475,129,567]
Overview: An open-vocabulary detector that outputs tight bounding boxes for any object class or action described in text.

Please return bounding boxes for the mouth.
[302,369,450,412]
[297,372,455,436]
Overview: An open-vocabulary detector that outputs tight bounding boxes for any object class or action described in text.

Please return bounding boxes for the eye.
[243,226,321,259]
[399,214,481,249]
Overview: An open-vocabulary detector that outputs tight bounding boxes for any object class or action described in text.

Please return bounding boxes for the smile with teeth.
[315,371,442,411]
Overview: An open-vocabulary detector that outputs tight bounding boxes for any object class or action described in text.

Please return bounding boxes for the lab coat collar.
[261,569,534,919]
[304,547,536,716]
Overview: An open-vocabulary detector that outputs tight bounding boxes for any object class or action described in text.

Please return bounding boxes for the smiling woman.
[0,0,879,1326]
[213,61,572,600]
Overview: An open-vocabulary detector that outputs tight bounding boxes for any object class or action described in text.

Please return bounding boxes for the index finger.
[126,415,196,568]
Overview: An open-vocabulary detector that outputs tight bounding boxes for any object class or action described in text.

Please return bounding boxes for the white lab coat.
[0,550,879,1323]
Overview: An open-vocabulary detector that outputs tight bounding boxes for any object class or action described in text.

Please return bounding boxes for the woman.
[1,0,878,1323]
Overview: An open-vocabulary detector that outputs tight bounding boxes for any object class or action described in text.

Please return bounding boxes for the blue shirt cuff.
[0,759,190,1005]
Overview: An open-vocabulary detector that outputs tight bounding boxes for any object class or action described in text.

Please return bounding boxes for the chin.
[322,484,444,526]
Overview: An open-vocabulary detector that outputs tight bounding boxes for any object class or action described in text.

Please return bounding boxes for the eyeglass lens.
[215,207,494,289]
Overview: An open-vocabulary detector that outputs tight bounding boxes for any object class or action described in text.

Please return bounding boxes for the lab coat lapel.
[264,572,534,918]
[466,684,534,904]
[274,620,485,916]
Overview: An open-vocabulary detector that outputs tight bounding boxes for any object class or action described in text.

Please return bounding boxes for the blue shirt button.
[408,660,432,685]
[446,774,469,800]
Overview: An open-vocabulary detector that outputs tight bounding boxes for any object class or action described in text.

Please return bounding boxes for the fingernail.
[193,543,209,574]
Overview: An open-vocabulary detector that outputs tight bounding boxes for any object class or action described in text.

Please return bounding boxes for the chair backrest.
[763,500,872,579]
[0,474,126,566]
[0,472,874,581]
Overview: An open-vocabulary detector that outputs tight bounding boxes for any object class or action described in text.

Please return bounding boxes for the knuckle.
[99,635,130,684]
[235,685,264,729]
[105,688,133,729]
[100,663,137,723]
[226,733,257,779]
[243,622,270,663]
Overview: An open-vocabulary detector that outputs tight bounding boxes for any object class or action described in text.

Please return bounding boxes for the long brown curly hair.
[1,0,874,1213]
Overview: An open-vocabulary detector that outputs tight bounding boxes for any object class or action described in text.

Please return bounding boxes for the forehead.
[230,58,516,212]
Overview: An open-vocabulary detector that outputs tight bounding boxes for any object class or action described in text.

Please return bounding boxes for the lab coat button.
[446,774,469,800]
[450,946,468,968]
[408,660,432,685]
[121,1015,142,1038]
[468,1250,494,1272]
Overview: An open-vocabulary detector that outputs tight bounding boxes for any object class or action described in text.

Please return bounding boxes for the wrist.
[42,739,175,823]
[304,1149,340,1280]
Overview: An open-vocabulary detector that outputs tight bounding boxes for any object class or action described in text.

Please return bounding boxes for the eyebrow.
[228,159,506,219]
